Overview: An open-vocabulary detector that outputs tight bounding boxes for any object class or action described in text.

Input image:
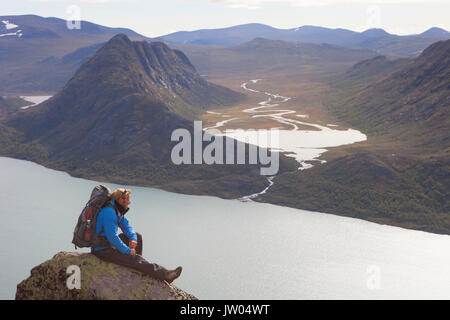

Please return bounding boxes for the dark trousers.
[92,232,168,281]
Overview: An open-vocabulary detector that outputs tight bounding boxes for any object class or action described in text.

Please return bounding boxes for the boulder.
[15,251,197,300]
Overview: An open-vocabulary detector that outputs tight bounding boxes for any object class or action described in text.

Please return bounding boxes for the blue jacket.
[92,199,137,255]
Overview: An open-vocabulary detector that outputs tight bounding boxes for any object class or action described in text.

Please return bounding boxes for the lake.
[1,156,449,299]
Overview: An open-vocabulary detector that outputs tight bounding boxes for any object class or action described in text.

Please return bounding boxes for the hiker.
[91,188,182,283]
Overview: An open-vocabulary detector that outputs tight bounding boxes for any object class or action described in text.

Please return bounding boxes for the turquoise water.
[1,156,449,299]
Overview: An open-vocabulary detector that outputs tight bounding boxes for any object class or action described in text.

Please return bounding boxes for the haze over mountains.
[1,15,449,94]
[333,39,450,150]
[2,34,295,198]
[159,23,450,56]
[0,14,448,233]
[0,35,379,94]
[0,15,150,62]
[174,37,378,78]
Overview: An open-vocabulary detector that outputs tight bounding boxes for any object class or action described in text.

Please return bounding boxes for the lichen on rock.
[15,251,197,300]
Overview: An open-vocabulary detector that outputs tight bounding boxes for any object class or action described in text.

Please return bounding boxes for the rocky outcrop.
[15,251,197,300]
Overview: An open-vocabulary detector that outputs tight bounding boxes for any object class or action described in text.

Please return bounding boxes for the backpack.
[72,185,113,249]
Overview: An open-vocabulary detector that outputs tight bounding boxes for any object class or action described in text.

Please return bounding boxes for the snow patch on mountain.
[2,20,18,30]
[0,20,22,37]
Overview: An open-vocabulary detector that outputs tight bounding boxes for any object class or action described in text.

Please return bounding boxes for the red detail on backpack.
[86,208,92,220]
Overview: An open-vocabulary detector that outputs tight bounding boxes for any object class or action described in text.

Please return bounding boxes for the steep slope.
[343,55,411,81]
[9,34,244,158]
[259,39,450,234]
[331,55,413,93]
[4,34,294,198]
[1,35,379,94]
[330,39,450,150]
[0,14,150,63]
[0,97,14,119]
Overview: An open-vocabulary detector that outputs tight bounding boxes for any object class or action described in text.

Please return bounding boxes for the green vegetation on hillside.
[260,152,449,234]
[259,40,450,234]
[0,34,298,199]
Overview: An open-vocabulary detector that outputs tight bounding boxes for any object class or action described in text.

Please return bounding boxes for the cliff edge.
[15,251,198,300]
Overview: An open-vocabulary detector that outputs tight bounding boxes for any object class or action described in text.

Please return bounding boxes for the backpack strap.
[91,201,114,248]
[92,200,122,248]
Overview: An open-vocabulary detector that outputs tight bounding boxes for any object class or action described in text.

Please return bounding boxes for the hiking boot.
[164,266,182,283]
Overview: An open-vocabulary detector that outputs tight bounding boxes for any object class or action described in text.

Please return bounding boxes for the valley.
[0,0,449,302]
[197,39,449,234]
[0,15,448,235]
[203,74,349,131]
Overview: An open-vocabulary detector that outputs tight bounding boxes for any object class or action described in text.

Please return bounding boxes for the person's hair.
[111,188,131,201]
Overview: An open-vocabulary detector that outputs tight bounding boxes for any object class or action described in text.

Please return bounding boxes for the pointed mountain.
[159,23,450,57]
[6,34,288,198]
[10,33,243,156]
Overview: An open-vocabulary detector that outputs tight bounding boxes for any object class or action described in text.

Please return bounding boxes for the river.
[205,79,367,199]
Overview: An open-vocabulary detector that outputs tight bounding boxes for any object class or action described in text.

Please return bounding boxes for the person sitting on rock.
[92,188,182,283]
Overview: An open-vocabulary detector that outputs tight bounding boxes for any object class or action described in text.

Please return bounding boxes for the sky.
[2,0,450,37]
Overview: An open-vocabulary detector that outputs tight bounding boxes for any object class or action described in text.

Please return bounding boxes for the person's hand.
[129,240,138,249]
[130,248,136,256]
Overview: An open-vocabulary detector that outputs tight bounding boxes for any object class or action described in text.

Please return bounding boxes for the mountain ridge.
[0,14,153,94]
[9,34,244,157]
[330,39,450,149]
[159,23,450,57]
[174,37,379,77]
[2,33,295,199]
[257,38,450,234]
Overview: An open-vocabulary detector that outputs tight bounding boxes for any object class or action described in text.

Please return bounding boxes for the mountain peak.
[107,33,133,45]
[420,27,450,38]
[10,34,244,157]
[362,28,390,38]
[98,33,134,54]
[77,34,201,104]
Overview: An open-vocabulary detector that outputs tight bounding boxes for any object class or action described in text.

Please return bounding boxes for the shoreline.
[1,154,449,238]
[1,154,448,236]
